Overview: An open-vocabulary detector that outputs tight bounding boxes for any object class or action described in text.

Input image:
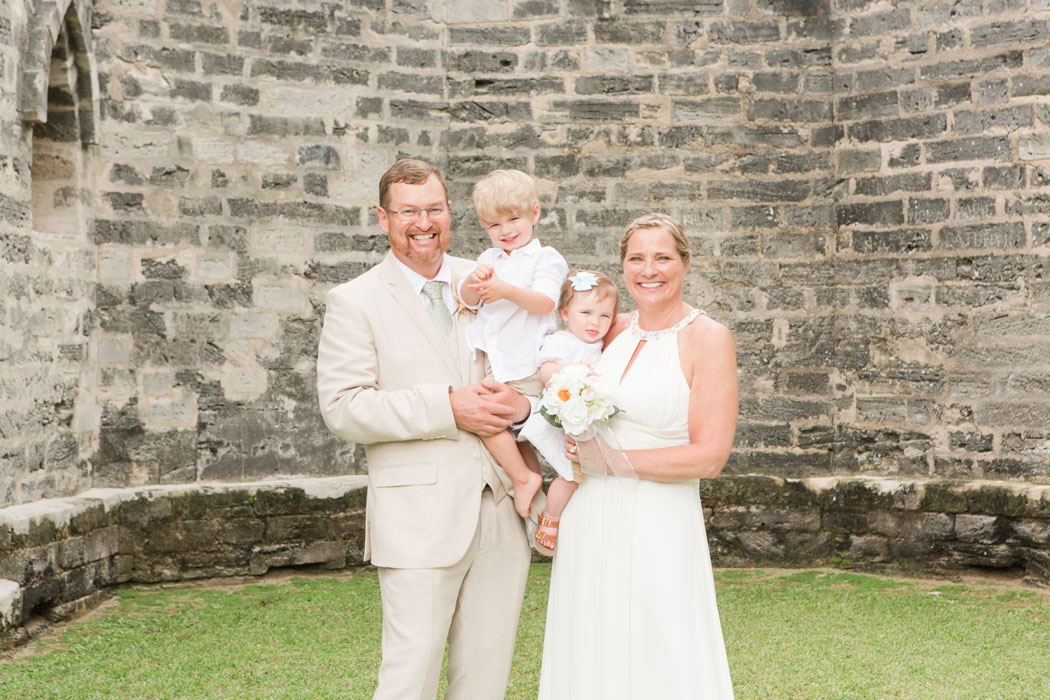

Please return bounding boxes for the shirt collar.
[494,238,541,260]
[392,255,453,296]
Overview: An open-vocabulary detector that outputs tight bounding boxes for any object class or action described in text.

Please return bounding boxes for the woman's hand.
[563,434,579,464]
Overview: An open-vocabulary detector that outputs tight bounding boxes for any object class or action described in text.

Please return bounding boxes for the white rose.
[560,398,591,436]
[541,388,565,413]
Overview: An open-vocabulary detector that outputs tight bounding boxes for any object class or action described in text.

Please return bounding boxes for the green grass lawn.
[2,565,1049,699]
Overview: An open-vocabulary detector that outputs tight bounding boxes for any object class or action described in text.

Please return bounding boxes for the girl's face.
[561,291,616,344]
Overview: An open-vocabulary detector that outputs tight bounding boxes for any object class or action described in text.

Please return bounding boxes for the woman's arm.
[622,317,738,481]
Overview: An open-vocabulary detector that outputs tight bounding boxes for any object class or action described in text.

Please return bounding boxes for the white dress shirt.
[392,254,456,315]
[459,239,569,383]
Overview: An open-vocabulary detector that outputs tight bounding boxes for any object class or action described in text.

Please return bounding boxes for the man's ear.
[378,205,390,234]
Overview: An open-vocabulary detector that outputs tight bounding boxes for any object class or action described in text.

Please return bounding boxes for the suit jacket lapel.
[379,252,462,381]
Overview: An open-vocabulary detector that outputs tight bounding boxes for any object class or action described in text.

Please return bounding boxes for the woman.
[538,213,738,700]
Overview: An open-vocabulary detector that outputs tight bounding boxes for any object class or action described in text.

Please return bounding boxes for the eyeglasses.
[383,204,451,222]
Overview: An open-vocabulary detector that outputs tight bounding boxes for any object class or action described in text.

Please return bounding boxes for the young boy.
[458,170,569,519]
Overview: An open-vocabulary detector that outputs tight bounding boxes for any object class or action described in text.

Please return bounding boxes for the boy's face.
[561,291,616,344]
[480,203,540,253]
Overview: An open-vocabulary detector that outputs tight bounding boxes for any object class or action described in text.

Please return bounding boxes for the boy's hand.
[468,273,512,303]
[465,264,493,286]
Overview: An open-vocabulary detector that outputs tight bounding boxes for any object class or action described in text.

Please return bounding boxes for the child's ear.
[560,308,569,323]
[531,202,541,224]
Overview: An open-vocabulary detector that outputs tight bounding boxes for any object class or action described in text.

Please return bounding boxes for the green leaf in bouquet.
[539,406,562,429]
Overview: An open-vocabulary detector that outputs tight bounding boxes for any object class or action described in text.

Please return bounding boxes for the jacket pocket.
[372,463,438,487]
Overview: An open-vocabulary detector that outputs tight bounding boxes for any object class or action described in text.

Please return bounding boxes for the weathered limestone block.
[0,580,21,632]
[249,541,346,576]
[845,534,891,563]
[955,514,1003,544]
[866,510,955,541]
[1009,519,1050,545]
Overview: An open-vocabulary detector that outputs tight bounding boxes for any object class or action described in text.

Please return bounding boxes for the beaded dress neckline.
[628,308,703,341]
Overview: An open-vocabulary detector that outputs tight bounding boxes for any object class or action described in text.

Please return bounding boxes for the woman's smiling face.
[621,226,688,308]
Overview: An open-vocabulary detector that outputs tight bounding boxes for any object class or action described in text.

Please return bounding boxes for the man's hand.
[480,378,532,424]
[450,384,517,437]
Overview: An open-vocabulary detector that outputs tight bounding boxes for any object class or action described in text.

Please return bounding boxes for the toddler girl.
[521,269,619,554]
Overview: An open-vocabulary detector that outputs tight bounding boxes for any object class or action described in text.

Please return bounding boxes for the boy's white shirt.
[459,238,569,383]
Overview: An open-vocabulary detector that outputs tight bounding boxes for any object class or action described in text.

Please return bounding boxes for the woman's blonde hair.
[619,212,691,264]
[558,269,619,316]
[472,169,539,222]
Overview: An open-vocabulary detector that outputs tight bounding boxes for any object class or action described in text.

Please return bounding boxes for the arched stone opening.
[21,0,99,238]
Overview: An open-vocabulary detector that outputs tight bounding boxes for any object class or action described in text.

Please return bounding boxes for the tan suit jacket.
[317,251,512,569]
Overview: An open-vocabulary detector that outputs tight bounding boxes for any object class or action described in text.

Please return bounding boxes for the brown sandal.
[533,513,559,556]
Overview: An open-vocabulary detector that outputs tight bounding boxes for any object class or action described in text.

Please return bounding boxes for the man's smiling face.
[378,174,451,279]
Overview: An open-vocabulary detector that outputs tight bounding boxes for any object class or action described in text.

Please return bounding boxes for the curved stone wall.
[0,476,366,648]
[3,473,1049,649]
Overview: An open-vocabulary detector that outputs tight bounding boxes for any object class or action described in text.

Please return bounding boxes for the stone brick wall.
[2,0,1050,508]
[809,1,1050,486]
[1,0,100,506]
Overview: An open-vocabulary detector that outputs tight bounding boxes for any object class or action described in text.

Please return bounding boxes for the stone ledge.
[700,475,1050,582]
[3,474,1049,650]
[0,476,368,650]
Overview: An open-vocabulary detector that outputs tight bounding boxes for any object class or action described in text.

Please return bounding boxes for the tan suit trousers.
[374,488,531,700]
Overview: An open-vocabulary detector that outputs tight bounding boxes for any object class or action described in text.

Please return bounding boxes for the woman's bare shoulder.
[680,312,734,355]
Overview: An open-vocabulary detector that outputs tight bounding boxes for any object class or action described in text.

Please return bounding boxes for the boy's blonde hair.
[558,270,620,316]
[472,169,539,221]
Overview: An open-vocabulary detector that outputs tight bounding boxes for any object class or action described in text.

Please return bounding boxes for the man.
[317,159,535,700]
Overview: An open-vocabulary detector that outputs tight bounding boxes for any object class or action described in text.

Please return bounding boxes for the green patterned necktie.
[422,280,453,336]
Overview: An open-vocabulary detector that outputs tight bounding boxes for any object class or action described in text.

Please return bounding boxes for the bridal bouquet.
[539,364,619,437]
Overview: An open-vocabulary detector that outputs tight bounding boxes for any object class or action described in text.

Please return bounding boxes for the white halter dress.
[538,309,734,700]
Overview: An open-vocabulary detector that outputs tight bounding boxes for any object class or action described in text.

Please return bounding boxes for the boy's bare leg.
[519,441,542,475]
[480,430,543,518]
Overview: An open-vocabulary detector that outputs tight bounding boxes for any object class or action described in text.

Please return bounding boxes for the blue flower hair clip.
[569,271,599,291]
